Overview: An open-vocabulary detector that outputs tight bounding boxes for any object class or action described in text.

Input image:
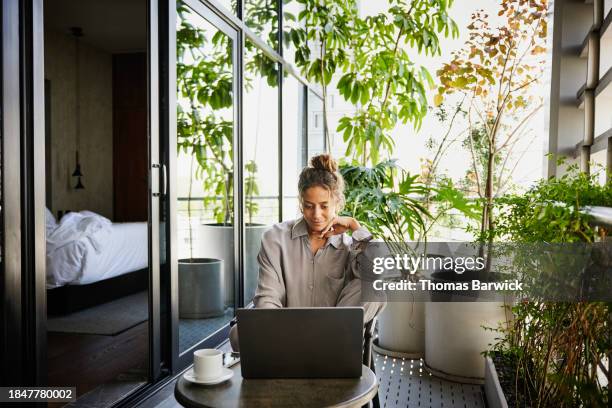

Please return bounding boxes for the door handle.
[151,163,168,197]
[162,164,167,196]
[152,163,160,197]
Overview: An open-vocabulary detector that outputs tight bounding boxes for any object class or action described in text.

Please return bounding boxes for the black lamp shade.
[74,176,84,189]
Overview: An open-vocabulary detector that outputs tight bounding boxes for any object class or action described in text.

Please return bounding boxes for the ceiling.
[45,0,147,53]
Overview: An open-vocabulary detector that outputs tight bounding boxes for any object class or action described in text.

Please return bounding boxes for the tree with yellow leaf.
[435,0,547,239]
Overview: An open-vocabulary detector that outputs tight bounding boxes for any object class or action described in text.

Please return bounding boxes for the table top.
[174,363,378,408]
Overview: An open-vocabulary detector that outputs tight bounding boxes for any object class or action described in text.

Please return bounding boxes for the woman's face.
[301,186,336,233]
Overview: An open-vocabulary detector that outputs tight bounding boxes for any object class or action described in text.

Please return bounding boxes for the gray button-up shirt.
[253,217,385,323]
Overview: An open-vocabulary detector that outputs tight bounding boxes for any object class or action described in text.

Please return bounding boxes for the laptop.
[236,307,364,379]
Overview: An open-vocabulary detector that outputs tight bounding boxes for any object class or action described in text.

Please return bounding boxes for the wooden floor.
[47,320,149,406]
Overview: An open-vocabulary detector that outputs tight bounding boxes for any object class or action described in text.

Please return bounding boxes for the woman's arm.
[252,231,287,309]
[231,229,287,351]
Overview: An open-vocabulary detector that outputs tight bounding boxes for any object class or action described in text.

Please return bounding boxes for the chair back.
[362,317,376,367]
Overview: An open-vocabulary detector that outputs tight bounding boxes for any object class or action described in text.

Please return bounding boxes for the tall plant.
[177,3,271,234]
[288,0,357,150]
[418,100,483,240]
[435,0,548,240]
[177,5,235,261]
[177,4,234,221]
[288,0,458,165]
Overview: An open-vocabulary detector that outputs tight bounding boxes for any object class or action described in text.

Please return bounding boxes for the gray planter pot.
[484,356,508,408]
[199,223,267,306]
[179,258,225,318]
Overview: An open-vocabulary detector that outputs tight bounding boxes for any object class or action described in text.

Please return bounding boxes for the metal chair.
[363,317,380,408]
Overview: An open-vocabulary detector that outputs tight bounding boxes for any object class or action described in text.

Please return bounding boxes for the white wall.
[595,90,612,137]
[599,36,612,76]
[550,0,594,177]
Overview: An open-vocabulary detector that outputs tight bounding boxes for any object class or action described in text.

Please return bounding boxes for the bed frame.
[47,267,149,316]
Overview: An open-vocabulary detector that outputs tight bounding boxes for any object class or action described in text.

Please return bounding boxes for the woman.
[230,154,385,351]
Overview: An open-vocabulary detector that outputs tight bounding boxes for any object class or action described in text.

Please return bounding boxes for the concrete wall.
[44,29,113,219]
[548,0,595,176]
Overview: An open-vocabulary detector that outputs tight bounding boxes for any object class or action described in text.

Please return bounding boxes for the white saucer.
[183,367,234,385]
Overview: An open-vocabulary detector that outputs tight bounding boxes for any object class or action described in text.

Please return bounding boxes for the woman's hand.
[320,216,361,238]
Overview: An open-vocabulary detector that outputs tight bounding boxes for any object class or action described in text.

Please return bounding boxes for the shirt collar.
[291,217,343,248]
[291,217,309,239]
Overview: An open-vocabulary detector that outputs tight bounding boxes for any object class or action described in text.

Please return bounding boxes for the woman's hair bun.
[310,154,338,173]
[299,154,345,211]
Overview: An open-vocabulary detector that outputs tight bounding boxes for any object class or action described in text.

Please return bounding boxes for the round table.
[175,363,378,408]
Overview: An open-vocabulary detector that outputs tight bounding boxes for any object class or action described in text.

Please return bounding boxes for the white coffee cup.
[193,349,223,380]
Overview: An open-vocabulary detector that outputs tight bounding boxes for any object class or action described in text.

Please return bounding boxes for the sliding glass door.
[10,0,164,404]
[41,0,156,404]
[170,0,240,370]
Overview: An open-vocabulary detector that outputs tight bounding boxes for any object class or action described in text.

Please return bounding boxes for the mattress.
[47,220,148,289]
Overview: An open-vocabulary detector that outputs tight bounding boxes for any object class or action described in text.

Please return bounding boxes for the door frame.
[149,0,164,385]
[1,0,27,386]
[0,0,46,387]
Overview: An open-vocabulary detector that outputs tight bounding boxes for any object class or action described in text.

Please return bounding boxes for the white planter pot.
[424,302,510,383]
[375,301,424,358]
[198,223,267,306]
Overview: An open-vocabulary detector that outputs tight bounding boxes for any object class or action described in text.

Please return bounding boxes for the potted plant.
[198,158,266,306]
[423,0,548,381]
[197,37,279,306]
[175,5,232,318]
[341,160,430,357]
[483,164,610,407]
[177,4,270,307]
[341,160,481,358]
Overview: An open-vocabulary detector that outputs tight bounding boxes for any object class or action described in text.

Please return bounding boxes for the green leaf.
[360,85,370,105]
[420,66,435,89]
[350,82,360,104]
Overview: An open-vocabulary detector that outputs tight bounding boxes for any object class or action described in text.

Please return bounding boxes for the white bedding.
[46,211,147,289]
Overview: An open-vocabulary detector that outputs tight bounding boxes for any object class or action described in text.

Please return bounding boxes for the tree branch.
[467,105,483,198]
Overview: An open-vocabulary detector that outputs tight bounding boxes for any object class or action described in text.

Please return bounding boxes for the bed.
[46,209,149,315]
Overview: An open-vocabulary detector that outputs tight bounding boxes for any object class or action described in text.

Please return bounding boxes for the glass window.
[243,39,280,303]
[307,89,325,157]
[282,0,305,66]
[244,0,279,51]
[282,72,306,221]
[215,0,236,15]
[176,3,235,354]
